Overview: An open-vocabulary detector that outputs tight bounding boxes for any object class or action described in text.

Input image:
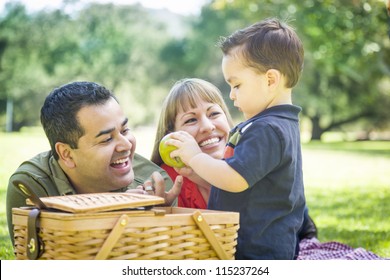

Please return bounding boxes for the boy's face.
[222,52,271,120]
[174,98,230,160]
[66,98,136,193]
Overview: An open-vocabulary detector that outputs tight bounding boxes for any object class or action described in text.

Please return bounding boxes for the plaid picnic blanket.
[297,238,386,260]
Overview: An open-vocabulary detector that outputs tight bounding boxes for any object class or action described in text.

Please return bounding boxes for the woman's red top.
[161,164,207,209]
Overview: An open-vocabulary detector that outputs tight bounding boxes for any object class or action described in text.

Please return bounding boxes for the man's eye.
[102,137,112,143]
[122,128,130,134]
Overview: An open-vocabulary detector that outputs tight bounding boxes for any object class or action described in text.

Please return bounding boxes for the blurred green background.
[0,0,389,260]
[1,0,389,138]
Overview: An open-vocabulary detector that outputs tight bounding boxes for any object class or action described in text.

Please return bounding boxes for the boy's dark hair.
[218,18,304,88]
[40,81,117,160]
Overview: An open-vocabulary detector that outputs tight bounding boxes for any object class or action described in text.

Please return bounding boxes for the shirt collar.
[48,155,77,195]
[233,104,302,132]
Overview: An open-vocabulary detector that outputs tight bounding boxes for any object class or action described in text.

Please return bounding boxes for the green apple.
[159,133,186,168]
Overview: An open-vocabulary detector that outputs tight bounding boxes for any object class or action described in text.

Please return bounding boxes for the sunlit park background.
[0,0,389,260]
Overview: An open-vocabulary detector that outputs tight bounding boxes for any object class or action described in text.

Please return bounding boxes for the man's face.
[68,98,136,193]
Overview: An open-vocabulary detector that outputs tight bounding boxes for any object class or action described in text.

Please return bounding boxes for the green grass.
[1,130,389,259]
[301,140,390,258]
[0,128,51,260]
[305,186,390,258]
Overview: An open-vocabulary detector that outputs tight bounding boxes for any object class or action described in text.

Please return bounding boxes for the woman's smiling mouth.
[199,137,220,147]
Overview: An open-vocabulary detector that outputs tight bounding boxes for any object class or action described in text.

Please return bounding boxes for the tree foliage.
[0,0,389,140]
[0,1,174,129]
[180,0,390,139]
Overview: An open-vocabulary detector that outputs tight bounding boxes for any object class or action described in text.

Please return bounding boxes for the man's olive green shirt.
[6,151,174,244]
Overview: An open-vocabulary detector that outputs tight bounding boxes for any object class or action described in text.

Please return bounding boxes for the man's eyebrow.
[95,117,128,138]
[122,117,128,127]
[95,127,114,138]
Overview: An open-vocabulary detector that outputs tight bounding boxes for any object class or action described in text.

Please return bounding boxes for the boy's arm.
[189,153,248,192]
[168,130,248,192]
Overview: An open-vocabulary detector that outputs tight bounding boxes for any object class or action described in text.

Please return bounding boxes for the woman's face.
[174,98,231,160]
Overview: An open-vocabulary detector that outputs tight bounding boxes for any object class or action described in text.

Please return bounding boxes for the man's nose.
[116,134,133,152]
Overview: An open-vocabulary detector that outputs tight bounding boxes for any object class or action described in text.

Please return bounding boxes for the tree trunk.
[310,116,323,140]
[6,97,13,132]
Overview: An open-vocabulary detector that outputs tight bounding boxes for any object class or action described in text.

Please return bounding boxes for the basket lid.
[26,193,165,213]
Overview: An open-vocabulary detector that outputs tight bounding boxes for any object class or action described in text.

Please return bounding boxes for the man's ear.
[55,142,76,168]
[266,69,281,88]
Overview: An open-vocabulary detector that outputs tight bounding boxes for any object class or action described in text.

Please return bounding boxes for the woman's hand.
[175,166,211,190]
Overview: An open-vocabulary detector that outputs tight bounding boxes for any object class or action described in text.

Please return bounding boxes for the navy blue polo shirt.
[208,105,306,259]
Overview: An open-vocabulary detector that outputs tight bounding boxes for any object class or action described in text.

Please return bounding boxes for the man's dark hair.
[40,81,117,160]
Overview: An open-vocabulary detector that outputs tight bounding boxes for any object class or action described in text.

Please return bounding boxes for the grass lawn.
[0,128,389,259]
[302,140,390,258]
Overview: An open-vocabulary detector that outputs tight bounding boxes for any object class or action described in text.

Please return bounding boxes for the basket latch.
[27,208,44,260]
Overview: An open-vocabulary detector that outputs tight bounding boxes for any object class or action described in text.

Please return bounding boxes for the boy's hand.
[165,131,202,166]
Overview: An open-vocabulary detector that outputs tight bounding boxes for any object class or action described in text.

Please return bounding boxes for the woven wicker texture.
[13,207,239,260]
[26,193,165,213]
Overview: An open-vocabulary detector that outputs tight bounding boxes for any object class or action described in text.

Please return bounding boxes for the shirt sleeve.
[225,122,282,187]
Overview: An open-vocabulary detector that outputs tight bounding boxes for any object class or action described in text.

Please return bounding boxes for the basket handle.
[95,214,130,260]
[192,210,229,260]
[12,179,48,209]
[95,210,166,259]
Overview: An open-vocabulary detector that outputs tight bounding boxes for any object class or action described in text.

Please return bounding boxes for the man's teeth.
[199,137,219,147]
[112,158,127,165]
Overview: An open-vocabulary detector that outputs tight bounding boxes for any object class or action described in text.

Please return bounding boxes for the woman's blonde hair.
[151,78,234,166]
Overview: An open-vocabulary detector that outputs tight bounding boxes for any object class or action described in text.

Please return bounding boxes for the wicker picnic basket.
[12,192,239,260]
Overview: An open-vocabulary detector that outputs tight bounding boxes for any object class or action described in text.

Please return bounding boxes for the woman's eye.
[210,111,222,118]
[184,118,197,124]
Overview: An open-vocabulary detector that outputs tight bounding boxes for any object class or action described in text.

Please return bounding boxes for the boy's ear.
[266,69,281,88]
[55,142,76,168]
